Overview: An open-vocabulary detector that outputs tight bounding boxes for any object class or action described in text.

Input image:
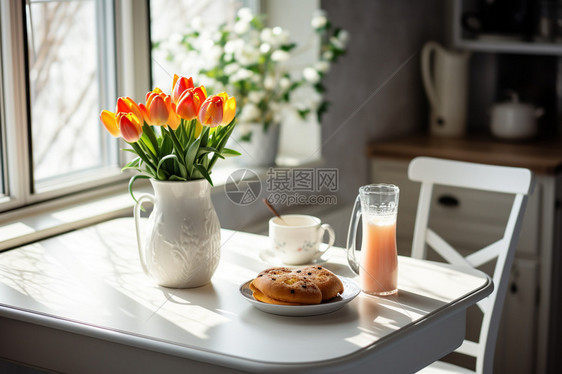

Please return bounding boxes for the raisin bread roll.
[251,270,322,305]
[298,266,344,301]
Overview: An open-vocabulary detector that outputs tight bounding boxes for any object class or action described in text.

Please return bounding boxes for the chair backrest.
[408,157,535,374]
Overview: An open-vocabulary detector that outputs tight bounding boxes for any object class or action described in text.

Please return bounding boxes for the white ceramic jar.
[490,94,543,140]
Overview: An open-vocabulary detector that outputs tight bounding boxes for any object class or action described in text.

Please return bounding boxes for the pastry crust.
[250,266,343,305]
[299,266,344,301]
[252,271,322,305]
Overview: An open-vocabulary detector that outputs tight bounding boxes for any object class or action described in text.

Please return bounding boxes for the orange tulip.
[172,75,194,103]
[176,86,207,121]
[117,112,143,142]
[168,103,181,130]
[100,110,120,137]
[139,88,178,128]
[198,93,236,128]
[116,97,143,124]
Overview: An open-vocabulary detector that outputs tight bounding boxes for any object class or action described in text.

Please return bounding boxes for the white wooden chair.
[408,157,535,374]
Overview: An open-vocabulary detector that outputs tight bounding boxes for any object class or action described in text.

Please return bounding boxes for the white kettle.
[421,41,471,137]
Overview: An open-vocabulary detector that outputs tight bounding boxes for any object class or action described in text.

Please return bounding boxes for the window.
[0,0,126,212]
[149,0,322,167]
[149,0,252,88]
[26,0,117,185]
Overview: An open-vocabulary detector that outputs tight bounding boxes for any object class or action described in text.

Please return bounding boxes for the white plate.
[239,276,360,316]
[258,249,328,267]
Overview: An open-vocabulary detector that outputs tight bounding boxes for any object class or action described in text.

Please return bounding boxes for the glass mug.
[347,184,399,296]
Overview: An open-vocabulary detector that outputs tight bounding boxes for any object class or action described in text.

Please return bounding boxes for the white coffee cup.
[269,214,335,265]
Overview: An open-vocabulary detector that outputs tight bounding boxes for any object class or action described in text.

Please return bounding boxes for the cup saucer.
[258,249,328,268]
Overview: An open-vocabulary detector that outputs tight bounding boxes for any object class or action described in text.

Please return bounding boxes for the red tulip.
[176,86,207,121]
[172,75,194,103]
[198,93,236,128]
[117,112,143,142]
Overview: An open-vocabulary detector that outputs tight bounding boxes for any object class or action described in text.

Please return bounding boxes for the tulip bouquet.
[100,75,239,199]
[154,8,348,140]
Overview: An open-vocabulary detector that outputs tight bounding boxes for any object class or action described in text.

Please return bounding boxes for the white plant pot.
[236,123,280,167]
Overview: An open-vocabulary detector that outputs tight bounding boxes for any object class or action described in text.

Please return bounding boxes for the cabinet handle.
[437,195,459,207]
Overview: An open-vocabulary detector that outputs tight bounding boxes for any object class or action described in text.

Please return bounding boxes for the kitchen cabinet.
[367,136,562,374]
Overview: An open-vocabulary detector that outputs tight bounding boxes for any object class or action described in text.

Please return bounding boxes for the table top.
[0,218,492,373]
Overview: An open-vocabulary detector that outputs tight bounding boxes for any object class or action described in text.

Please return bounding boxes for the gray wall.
[320,0,446,205]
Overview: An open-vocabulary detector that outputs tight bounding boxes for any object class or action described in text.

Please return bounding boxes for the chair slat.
[456,340,480,357]
[408,157,534,195]
[465,239,504,268]
[426,229,471,268]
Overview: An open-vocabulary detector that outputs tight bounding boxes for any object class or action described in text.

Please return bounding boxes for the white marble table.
[0,218,492,373]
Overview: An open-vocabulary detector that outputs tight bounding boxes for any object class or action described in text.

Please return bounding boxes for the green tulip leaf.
[221,148,242,157]
[194,164,213,186]
[128,174,150,206]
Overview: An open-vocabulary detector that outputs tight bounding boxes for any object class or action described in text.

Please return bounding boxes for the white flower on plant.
[303,67,321,84]
[248,91,265,103]
[237,7,254,22]
[339,30,350,44]
[264,74,276,90]
[272,27,289,44]
[260,27,289,47]
[239,102,261,122]
[311,14,327,29]
[204,45,223,68]
[260,28,273,43]
[315,60,330,74]
[290,84,322,111]
[230,68,254,82]
[235,44,260,65]
[190,17,202,30]
[330,31,349,50]
[271,50,290,62]
[322,50,334,61]
[260,43,271,54]
[224,63,240,75]
[224,39,243,55]
[234,20,250,34]
[279,77,291,90]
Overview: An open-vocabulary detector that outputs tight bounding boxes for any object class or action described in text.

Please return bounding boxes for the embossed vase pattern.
[134,179,221,288]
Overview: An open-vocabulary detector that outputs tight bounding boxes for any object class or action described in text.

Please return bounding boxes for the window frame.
[0,0,151,214]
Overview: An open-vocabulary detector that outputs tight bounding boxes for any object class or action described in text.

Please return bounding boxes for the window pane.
[26,0,110,183]
[150,0,241,88]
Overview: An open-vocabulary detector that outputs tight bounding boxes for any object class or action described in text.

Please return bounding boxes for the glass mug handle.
[346,195,362,274]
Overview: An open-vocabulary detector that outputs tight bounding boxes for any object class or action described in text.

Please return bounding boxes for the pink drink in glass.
[360,217,398,295]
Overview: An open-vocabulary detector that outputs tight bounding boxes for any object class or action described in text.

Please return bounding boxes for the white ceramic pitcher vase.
[421,41,471,137]
[133,179,221,288]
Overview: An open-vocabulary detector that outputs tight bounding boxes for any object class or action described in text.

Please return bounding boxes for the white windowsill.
[0,159,326,252]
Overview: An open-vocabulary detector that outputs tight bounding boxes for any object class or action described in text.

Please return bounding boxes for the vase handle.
[134,193,155,277]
